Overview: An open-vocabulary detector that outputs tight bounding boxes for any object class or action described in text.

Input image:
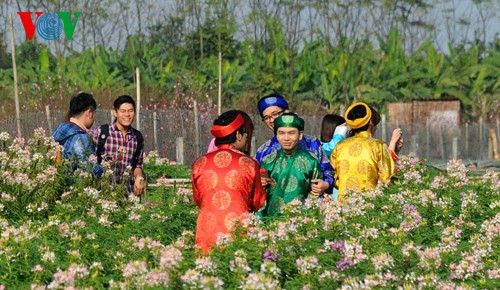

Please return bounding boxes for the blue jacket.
[52,122,95,164]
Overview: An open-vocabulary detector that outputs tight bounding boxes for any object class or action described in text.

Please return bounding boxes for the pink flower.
[336,258,354,271]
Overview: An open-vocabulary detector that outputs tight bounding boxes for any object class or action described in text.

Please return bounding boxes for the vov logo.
[17,12,82,41]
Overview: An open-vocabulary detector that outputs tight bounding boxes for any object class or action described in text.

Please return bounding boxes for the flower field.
[0,129,499,289]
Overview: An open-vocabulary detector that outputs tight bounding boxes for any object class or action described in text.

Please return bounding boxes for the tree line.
[0,0,498,121]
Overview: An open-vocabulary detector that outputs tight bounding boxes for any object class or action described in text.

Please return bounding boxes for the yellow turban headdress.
[344,102,372,129]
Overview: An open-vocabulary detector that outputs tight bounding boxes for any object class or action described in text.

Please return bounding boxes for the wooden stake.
[9,14,21,137]
[489,128,499,160]
[136,67,141,131]
[45,105,52,133]
[218,51,222,115]
[194,100,200,157]
[153,111,158,152]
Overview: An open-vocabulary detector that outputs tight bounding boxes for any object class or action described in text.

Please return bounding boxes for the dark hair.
[370,106,381,126]
[320,114,345,142]
[347,104,370,133]
[65,92,96,121]
[213,110,249,148]
[113,95,136,111]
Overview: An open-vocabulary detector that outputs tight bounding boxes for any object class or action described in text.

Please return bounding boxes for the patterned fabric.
[330,131,395,203]
[257,94,289,117]
[192,144,266,254]
[321,134,346,201]
[321,134,346,159]
[259,148,322,217]
[52,122,95,165]
[93,122,144,194]
[255,134,334,191]
[273,114,304,131]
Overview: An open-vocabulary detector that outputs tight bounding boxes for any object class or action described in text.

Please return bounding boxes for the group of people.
[193,94,404,253]
[52,92,145,196]
[52,92,404,255]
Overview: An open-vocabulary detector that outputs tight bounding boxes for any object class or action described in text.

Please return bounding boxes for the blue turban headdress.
[257,94,289,117]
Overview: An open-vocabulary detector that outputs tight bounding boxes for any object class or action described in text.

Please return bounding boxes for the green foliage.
[1,21,499,120]
[0,131,499,288]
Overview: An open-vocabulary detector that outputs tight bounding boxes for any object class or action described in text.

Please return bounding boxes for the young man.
[259,113,322,217]
[255,94,334,196]
[52,92,97,167]
[192,110,266,254]
[330,102,396,203]
[93,95,145,196]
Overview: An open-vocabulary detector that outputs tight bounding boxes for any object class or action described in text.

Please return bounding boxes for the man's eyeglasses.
[262,110,284,122]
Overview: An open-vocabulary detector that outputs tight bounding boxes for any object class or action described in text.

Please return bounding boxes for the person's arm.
[311,139,334,193]
[255,139,274,164]
[310,160,325,196]
[133,167,145,195]
[378,143,396,182]
[250,163,267,212]
[389,128,403,154]
[91,127,104,176]
[191,161,202,208]
[133,146,145,195]
[322,125,348,158]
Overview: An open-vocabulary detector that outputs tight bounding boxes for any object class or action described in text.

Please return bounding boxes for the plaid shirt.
[93,122,144,194]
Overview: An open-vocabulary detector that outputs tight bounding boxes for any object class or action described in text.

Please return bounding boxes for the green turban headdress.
[273,114,304,134]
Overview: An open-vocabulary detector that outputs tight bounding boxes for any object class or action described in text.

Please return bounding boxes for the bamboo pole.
[465,122,469,157]
[218,51,222,115]
[381,114,386,144]
[452,137,458,160]
[153,111,159,152]
[194,100,200,157]
[9,14,21,137]
[45,105,52,133]
[110,109,114,123]
[176,137,184,164]
[136,67,141,131]
[479,117,483,159]
[489,128,499,160]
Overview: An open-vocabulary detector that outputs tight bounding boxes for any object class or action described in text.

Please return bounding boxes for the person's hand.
[396,136,404,154]
[261,177,274,187]
[389,128,403,153]
[311,179,329,195]
[134,176,145,196]
[333,123,349,138]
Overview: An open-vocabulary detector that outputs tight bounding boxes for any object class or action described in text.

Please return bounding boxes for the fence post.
[176,137,184,164]
[45,105,52,133]
[194,100,200,157]
[479,117,483,160]
[487,128,493,160]
[135,67,141,131]
[439,125,446,161]
[426,117,430,159]
[497,118,500,158]
[153,111,159,152]
[381,114,386,144]
[465,122,469,158]
[489,127,500,160]
[9,14,21,138]
[452,137,458,160]
[410,133,417,155]
[251,136,256,157]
